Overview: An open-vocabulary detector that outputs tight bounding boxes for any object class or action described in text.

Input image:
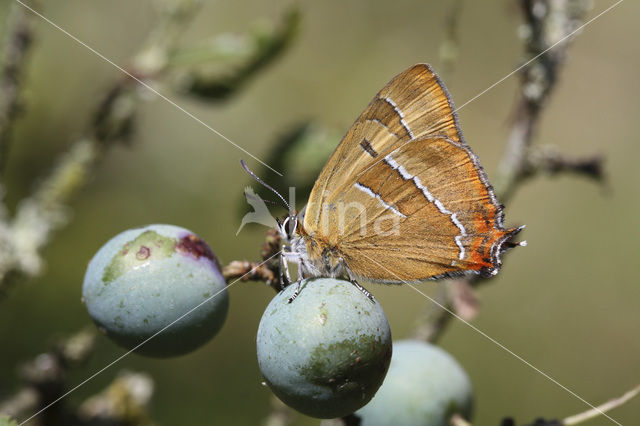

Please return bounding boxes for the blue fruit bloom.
[82,224,228,357]
[356,340,473,425]
[257,278,392,418]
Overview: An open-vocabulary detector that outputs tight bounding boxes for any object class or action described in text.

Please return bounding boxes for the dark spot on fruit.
[176,234,221,268]
[136,246,151,260]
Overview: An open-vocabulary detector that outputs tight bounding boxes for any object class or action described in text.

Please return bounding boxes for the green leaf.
[173,6,301,100]
[0,415,19,426]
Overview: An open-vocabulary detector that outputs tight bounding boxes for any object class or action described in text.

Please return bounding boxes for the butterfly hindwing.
[337,136,521,282]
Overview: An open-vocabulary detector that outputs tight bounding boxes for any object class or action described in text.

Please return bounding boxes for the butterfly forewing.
[304,64,463,232]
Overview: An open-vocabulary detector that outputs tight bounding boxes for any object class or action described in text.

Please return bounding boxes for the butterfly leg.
[279,248,293,291]
[350,279,376,303]
[281,248,303,303]
[287,280,302,304]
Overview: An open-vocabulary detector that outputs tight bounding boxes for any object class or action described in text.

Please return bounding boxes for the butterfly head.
[277,214,298,243]
[240,159,300,238]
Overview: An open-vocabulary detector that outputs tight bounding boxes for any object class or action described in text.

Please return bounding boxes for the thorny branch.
[412,0,606,344]
[495,0,605,200]
[519,145,604,184]
[223,228,282,291]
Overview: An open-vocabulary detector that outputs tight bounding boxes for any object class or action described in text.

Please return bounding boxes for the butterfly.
[245,64,523,300]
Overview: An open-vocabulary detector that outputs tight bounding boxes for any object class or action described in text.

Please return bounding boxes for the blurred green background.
[1,0,638,425]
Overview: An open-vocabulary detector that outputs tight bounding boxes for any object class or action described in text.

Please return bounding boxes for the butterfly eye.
[279,215,298,242]
[279,217,292,241]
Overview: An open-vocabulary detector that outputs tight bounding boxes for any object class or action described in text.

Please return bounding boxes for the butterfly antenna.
[240,160,291,212]
[244,187,281,207]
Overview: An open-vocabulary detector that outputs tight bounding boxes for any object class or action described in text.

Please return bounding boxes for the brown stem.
[0,2,37,174]
[222,228,282,292]
[495,0,600,202]
[411,0,599,345]
[522,146,605,182]
[0,0,204,292]
[0,328,96,422]
[562,384,640,425]
[439,0,465,81]
[450,413,472,426]
[262,395,294,426]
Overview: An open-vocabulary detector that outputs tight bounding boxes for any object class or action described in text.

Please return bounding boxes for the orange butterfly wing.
[301,64,521,282]
[338,136,520,282]
[304,64,462,230]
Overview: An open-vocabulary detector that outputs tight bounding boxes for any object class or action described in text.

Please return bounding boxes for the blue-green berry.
[356,340,473,426]
[257,278,392,419]
[82,224,228,357]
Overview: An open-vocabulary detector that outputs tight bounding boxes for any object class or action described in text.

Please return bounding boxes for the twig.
[0,0,204,292]
[0,1,37,174]
[7,139,100,281]
[77,371,155,426]
[0,1,301,294]
[223,228,282,292]
[177,6,300,100]
[413,0,600,344]
[320,414,360,426]
[562,384,640,425]
[262,395,294,426]
[522,145,604,182]
[451,413,472,426]
[411,283,451,341]
[439,0,465,81]
[0,328,97,422]
[494,0,602,201]
[0,328,157,426]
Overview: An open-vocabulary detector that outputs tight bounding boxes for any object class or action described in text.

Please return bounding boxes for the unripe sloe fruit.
[356,340,473,426]
[82,224,228,357]
[257,278,392,419]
